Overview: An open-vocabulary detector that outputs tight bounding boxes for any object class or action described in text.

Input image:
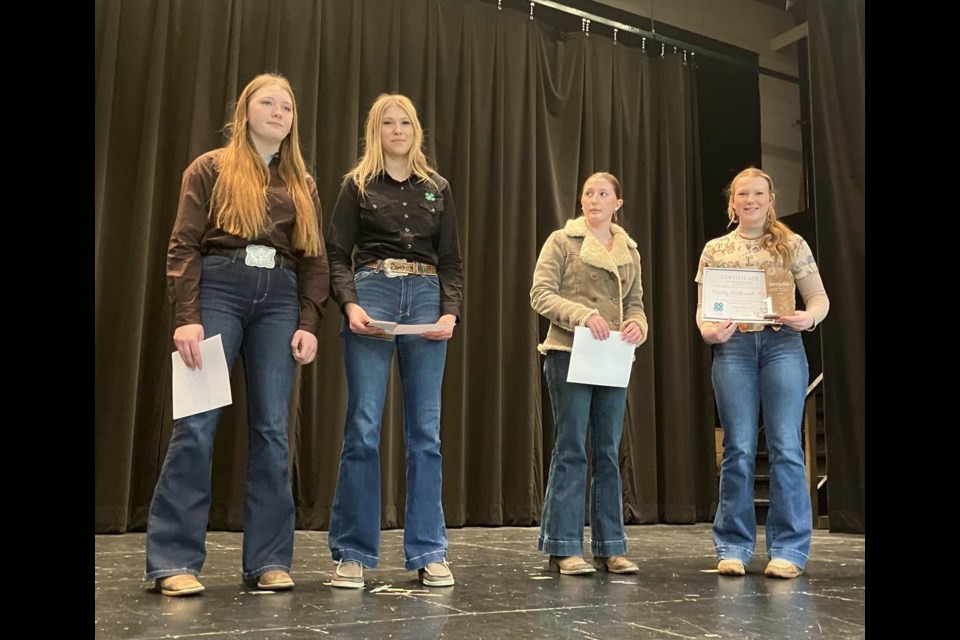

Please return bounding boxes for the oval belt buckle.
[245,244,276,268]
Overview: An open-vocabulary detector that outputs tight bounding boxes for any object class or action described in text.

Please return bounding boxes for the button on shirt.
[326,171,464,318]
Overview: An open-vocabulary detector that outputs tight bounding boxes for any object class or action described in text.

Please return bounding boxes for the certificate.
[702,267,791,324]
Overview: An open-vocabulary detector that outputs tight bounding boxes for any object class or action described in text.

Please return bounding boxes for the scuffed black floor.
[95,524,864,639]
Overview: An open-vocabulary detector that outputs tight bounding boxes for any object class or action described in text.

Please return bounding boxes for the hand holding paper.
[584,314,611,341]
[620,321,644,344]
[171,334,233,420]
[345,303,386,336]
[566,326,636,388]
[421,314,458,341]
[367,320,455,336]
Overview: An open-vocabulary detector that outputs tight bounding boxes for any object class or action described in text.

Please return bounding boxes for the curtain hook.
[497,0,501,10]
[529,2,535,20]
[660,42,665,58]
[641,36,646,52]
[613,28,618,45]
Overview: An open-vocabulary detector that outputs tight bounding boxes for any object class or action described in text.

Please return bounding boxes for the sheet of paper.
[701,267,777,324]
[171,334,233,420]
[367,320,455,335]
[566,326,635,388]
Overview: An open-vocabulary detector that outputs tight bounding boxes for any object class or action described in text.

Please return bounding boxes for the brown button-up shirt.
[166,149,330,333]
[325,172,463,319]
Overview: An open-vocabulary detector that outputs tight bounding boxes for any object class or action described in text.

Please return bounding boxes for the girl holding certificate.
[530,172,648,575]
[325,94,463,589]
[148,73,329,596]
[696,167,830,579]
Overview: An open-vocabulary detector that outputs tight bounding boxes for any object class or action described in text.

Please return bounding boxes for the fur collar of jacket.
[562,216,636,274]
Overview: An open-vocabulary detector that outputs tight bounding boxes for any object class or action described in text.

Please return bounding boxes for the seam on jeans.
[767,547,809,561]
[333,548,379,564]
[243,563,290,579]
[145,567,196,580]
[591,536,628,544]
[200,255,233,271]
[589,406,603,524]
[406,549,447,564]
[716,544,754,559]
[538,535,584,544]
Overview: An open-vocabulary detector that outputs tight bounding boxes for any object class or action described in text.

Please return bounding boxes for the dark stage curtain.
[95,0,714,533]
[807,0,866,534]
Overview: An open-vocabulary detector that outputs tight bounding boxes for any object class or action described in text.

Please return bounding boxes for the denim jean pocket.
[354,268,377,283]
[201,255,233,271]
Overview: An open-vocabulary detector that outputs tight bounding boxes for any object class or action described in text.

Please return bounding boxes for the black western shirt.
[326,171,464,319]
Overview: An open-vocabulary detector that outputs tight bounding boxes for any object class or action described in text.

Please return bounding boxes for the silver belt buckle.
[381,258,405,278]
[245,244,276,269]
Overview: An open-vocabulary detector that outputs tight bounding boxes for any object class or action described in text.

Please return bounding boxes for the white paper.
[367,320,455,335]
[171,334,233,420]
[701,267,777,324]
[566,326,636,388]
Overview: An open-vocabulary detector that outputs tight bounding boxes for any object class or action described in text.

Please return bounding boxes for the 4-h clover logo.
[713,302,724,312]
[424,191,437,202]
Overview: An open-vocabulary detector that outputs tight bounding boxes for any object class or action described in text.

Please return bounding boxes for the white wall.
[590,0,806,214]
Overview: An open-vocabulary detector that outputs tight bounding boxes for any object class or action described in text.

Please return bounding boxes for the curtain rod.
[521,0,798,82]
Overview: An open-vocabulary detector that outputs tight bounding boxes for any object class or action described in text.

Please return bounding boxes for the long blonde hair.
[346,94,437,198]
[725,167,794,267]
[210,73,321,256]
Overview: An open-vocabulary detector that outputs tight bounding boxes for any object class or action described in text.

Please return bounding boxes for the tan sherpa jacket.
[530,216,648,355]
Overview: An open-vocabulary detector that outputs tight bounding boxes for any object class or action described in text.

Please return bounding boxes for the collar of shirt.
[378,170,418,187]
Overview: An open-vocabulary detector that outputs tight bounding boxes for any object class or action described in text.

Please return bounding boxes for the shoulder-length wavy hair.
[346,93,438,198]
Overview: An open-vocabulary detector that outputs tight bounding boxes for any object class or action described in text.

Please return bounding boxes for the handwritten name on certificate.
[566,326,636,388]
[702,268,776,324]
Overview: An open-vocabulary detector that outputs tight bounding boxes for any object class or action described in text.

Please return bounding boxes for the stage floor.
[95,524,865,639]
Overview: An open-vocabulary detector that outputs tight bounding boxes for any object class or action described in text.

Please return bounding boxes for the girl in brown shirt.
[146,73,329,596]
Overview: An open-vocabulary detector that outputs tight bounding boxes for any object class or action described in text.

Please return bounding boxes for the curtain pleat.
[808,0,866,534]
[95,0,711,533]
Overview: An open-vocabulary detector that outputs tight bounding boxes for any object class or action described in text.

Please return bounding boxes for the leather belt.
[366,258,437,276]
[205,245,293,269]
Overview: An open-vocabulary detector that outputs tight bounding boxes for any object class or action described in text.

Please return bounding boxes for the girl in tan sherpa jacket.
[530,172,648,576]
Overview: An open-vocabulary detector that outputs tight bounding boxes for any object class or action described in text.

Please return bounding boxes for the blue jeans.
[711,327,811,568]
[328,267,449,570]
[145,255,299,581]
[538,350,629,557]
